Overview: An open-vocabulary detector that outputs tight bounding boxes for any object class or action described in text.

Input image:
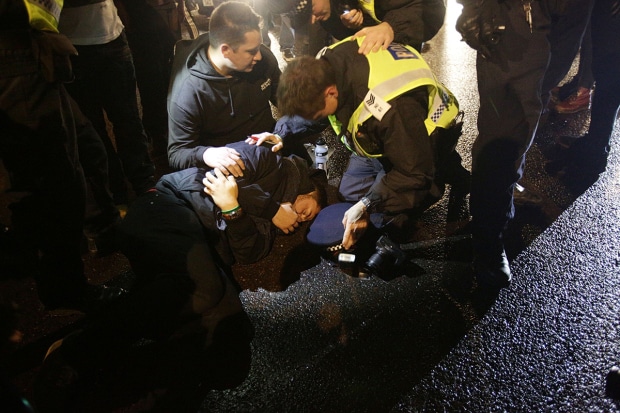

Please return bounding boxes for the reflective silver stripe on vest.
[356,67,436,126]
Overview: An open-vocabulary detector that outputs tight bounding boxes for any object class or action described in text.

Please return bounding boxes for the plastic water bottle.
[314,137,328,173]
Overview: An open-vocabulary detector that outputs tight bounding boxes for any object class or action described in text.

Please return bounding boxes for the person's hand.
[352,22,394,55]
[245,132,284,152]
[203,168,239,211]
[340,8,363,29]
[272,203,299,234]
[341,201,369,249]
[455,4,491,58]
[203,147,245,177]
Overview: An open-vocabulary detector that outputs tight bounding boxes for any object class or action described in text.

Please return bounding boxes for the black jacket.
[156,142,306,265]
[321,0,446,49]
[323,40,440,212]
[167,33,281,170]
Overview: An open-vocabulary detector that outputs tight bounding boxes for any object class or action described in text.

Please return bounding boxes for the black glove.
[456,0,504,59]
[456,3,488,58]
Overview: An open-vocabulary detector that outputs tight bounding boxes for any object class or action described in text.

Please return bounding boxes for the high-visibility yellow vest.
[357,0,380,23]
[325,37,460,157]
[23,0,63,32]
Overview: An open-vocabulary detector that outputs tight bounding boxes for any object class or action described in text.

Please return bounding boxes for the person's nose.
[254,49,262,61]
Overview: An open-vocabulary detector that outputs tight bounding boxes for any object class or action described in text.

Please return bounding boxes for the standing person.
[455,0,589,287]
[32,142,327,412]
[167,1,283,173]
[276,37,468,249]
[114,0,178,156]
[307,0,446,53]
[59,0,157,205]
[0,0,123,310]
[548,0,620,194]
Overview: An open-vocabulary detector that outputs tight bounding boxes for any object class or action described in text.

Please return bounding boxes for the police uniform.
[457,0,580,286]
[321,37,465,235]
[320,0,446,51]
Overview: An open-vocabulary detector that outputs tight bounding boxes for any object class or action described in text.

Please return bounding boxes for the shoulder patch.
[386,44,418,60]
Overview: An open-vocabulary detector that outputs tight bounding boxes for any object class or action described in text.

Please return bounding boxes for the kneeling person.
[277,37,468,250]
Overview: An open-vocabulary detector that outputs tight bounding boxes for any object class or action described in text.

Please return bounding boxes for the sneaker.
[553,87,592,114]
[281,49,295,62]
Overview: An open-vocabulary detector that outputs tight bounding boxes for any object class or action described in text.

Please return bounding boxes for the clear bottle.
[314,137,328,173]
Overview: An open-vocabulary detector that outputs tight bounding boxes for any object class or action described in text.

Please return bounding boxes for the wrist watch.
[360,197,371,212]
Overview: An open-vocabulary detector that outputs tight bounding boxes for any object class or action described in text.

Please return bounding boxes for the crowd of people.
[1,0,618,411]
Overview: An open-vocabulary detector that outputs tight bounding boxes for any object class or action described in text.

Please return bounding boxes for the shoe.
[513,183,543,206]
[606,366,620,399]
[544,158,568,178]
[473,247,512,288]
[33,335,81,412]
[554,134,584,149]
[553,87,592,114]
[281,48,295,62]
[45,283,128,314]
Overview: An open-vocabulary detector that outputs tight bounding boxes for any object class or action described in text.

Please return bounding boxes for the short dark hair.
[277,56,336,120]
[309,169,328,208]
[209,1,262,50]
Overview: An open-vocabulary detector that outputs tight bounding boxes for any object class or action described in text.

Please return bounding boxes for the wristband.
[221,205,240,214]
[222,206,244,221]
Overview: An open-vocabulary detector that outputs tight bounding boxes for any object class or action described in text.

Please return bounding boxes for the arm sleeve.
[364,90,438,211]
[168,99,209,170]
[379,0,446,47]
[223,214,275,264]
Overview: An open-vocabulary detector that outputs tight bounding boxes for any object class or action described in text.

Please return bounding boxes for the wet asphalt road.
[3,1,620,412]
[198,3,620,412]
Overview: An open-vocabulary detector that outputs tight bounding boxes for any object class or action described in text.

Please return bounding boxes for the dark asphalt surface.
[2,2,620,412]
[198,4,620,412]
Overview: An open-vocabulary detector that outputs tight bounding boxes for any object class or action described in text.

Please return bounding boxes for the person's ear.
[220,43,232,58]
[325,85,338,99]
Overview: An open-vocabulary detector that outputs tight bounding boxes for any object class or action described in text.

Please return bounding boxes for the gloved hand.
[456,0,504,59]
[456,2,491,58]
[341,201,369,250]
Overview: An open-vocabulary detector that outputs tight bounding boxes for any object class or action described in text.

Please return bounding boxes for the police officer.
[276,36,468,249]
[455,0,590,287]
[309,0,446,53]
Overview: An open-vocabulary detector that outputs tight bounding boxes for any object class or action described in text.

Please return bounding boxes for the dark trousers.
[573,0,620,172]
[470,0,556,247]
[0,30,87,307]
[541,0,595,100]
[59,190,247,387]
[121,0,177,151]
[66,31,155,203]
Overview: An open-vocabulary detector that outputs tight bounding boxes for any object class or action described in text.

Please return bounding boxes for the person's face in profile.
[293,192,321,222]
[224,30,263,73]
